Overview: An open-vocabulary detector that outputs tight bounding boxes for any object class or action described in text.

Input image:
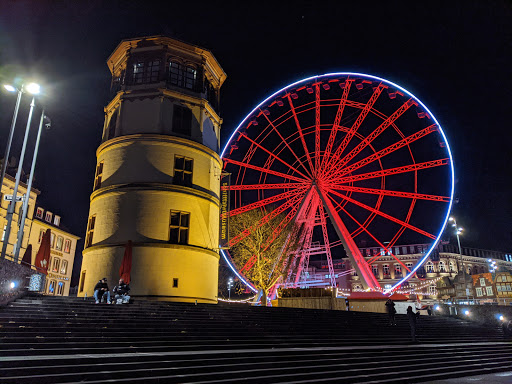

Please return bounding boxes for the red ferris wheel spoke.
[315,84,321,175]
[327,98,416,175]
[259,109,314,178]
[322,79,353,169]
[322,84,385,177]
[330,185,450,202]
[327,123,439,182]
[286,94,315,173]
[226,188,306,218]
[331,196,411,272]
[335,158,449,184]
[223,158,306,183]
[262,201,300,252]
[223,182,306,191]
[388,199,417,249]
[238,132,311,180]
[228,192,304,247]
[327,188,436,240]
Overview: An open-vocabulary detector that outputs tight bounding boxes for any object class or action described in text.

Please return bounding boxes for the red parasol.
[34,229,51,275]
[21,244,32,267]
[119,240,132,284]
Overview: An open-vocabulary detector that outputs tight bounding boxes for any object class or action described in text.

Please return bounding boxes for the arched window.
[426,262,435,273]
[394,264,402,276]
[449,261,455,272]
[383,264,390,276]
[439,261,446,273]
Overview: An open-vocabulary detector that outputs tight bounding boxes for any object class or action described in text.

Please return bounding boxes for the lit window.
[64,239,71,253]
[173,156,193,186]
[394,264,402,276]
[60,260,68,275]
[383,265,390,276]
[36,207,44,219]
[486,286,493,296]
[480,278,486,286]
[85,215,96,248]
[476,287,483,296]
[52,257,60,273]
[57,282,65,296]
[169,211,189,245]
[406,262,413,272]
[449,261,455,272]
[48,280,56,295]
[94,162,104,191]
[45,211,53,223]
[426,262,434,273]
[428,285,436,295]
[56,236,63,251]
[54,215,60,226]
[50,233,55,248]
[372,265,379,277]
[133,62,145,84]
[439,261,446,272]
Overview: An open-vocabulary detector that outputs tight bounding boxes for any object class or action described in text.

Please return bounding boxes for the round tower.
[78,36,226,303]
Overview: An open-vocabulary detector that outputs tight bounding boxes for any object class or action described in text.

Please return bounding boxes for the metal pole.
[453,218,468,303]
[0,88,23,192]
[14,110,45,262]
[1,97,35,260]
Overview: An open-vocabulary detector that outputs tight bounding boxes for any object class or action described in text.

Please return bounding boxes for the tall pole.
[0,87,23,192]
[14,110,46,262]
[452,217,468,303]
[1,97,36,260]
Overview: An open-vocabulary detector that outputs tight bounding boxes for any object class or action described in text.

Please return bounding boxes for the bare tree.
[229,208,294,306]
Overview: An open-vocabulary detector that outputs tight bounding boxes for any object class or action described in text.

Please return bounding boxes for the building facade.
[78,36,226,303]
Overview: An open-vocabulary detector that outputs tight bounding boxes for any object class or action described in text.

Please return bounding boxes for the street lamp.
[449,217,468,303]
[14,111,51,262]
[0,82,41,261]
[227,277,234,300]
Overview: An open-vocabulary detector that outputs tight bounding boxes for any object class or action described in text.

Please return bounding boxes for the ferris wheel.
[220,73,454,293]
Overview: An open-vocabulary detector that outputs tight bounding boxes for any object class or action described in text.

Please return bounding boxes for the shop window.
[85,215,96,247]
[57,282,65,296]
[94,162,104,191]
[169,211,189,245]
[79,271,86,293]
[36,207,44,219]
[60,260,68,275]
[173,156,193,186]
[172,105,192,136]
[56,236,64,251]
[64,239,71,253]
[48,280,56,295]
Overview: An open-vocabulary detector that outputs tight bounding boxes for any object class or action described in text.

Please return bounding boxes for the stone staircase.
[1,295,511,383]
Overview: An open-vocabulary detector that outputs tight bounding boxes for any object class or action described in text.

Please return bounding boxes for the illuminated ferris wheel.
[221,73,454,293]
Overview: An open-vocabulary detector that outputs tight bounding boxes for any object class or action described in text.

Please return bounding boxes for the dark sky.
[0,0,511,284]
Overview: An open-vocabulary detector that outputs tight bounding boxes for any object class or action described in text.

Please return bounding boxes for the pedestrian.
[112,278,131,304]
[427,305,432,316]
[385,298,396,325]
[94,278,111,304]
[407,305,420,342]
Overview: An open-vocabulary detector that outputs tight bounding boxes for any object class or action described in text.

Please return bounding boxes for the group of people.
[385,298,421,342]
[93,278,131,304]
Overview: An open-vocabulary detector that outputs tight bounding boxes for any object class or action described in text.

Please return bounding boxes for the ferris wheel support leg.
[316,186,380,290]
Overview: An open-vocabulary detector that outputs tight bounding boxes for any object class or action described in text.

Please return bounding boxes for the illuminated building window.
[428,285,436,296]
[486,286,493,296]
[169,211,189,245]
[476,287,483,296]
[439,261,446,272]
[172,105,192,136]
[52,257,60,273]
[50,233,56,248]
[36,207,44,219]
[2,225,7,241]
[480,278,486,286]
[45,211,53,223]
[426,262,434,273]
[372,265,379,277]
[54,215,60,226]
[173,278,179,288]
[449,261,455,272]
[173,156,193,186]
[57,282,65,296]
[60,260,68,275]
[38,229,45,243]
[56,236,63,251]
[48,280,56,295]
[406,262,413,271]
[94,162,104,191]
[79,271,86,293]
[394,264,402,276]
[64,239,71,253]
[383,264,390,276]
[85,215,96,248]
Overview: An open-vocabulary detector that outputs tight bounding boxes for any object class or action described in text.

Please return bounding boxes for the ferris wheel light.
[221,72,455,293]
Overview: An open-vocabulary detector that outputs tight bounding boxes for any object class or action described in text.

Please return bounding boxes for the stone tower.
[78,36,226,303]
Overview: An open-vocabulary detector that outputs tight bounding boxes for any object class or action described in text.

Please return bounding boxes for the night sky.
[0,1,510,285]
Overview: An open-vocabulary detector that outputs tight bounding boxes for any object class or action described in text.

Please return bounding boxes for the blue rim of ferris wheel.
[220,72,455,295]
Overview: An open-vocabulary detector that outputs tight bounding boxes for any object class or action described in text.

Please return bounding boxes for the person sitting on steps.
[93,278,110,304]
[112,278,131,304]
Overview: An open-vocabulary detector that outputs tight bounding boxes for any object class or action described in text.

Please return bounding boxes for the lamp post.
[227,277,233,300]
[449,217,468,302]
[14,111,51,262]
[0,83,41,261]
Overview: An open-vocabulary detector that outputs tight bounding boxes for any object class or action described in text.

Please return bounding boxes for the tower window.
[145,60,160,83]
[169,210,189,245]
[85,215,96,247]
[94,162,104,191]
[133,62,145,84]
[169,61,197,90]
[172,105,192,136]
[173,156,193,186]
[185,67,197,89]
[169,61,184,87]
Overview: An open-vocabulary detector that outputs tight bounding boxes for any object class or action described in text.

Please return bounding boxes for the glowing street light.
[449,216,469,302]
[0,82,42,261]
[227,277,234,300]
